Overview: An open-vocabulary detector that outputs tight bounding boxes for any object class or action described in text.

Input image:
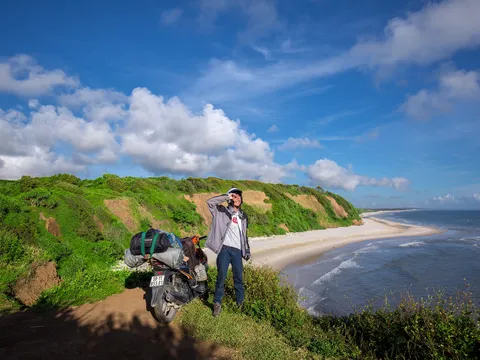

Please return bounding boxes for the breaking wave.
[399,241,425,248]
[312,258,360,286]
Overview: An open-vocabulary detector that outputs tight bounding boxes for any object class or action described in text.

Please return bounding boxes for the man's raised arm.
[206,194,229,215]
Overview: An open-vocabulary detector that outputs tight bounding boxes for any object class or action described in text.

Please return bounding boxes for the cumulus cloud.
[0,147,84,180]
[122,88,285,182]
[402,68,480,119]
[58,87,128,123]
[306,159,409,191]
[0,55,79,96]
[277,137,322,151]
[0,99,119,179]
[160,8,183,26]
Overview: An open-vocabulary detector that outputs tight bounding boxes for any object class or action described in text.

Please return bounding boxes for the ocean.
[282,210,480,316]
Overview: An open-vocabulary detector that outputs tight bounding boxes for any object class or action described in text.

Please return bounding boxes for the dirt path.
[0,288,232,360]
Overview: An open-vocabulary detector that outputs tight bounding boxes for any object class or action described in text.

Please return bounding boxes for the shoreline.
[204,215,443,271]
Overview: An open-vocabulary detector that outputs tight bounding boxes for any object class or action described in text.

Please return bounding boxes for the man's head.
[227,187,243,208]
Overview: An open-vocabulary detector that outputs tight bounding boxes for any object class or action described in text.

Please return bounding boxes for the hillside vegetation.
[0,173,360,312]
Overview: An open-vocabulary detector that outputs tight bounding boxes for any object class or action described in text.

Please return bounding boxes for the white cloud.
[28,99,39,109]
[122,88,285,182]
[188,0,480,105]
[0,147,84,180]
[267,124,279,133]
[430,192,480,208]
[306,159,409,191]
[317,109,365,125]
[348,0,480,68]
[0,55,79,96]
[278,137,322,151]
[252,46,271,60]
[58,87,127,122]
[402,68,480,119]
[160,8,183,26]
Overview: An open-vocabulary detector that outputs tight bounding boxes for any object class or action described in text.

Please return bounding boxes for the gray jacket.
[205,194,251,260]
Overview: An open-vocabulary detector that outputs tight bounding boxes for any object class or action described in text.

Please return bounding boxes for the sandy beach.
[204,213,443,271]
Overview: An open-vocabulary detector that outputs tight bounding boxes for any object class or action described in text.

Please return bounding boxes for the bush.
[61,195,104,242]
[0,230,25,264]
[0,194,22,221]
[171,201,202,226]
[315,290,480,359]
[19,176,41,192]
[50,173,81,185]
[24,188,58,208]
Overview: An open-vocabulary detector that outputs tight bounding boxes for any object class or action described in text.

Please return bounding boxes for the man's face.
[231,193,242,207]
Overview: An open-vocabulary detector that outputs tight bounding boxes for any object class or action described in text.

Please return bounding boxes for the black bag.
[129,229,171,256]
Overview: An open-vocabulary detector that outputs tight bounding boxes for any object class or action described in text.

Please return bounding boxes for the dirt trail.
[0,288,231,360]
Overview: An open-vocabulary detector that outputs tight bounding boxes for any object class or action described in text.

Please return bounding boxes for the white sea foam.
[312,258,360,286]
[354,245,379,255]
[399,241,425,248]
[459,236,480,242]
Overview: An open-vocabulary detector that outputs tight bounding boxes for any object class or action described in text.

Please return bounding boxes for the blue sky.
[1,0,480,209]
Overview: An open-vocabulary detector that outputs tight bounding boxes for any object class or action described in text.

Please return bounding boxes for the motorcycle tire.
[153,295,178,323]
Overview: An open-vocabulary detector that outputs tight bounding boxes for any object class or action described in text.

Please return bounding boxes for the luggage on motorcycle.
[180,237,199,270]
[193,264,208,281]
[151,247,184,269]
[123,248,147,268]
[129,229,171,256]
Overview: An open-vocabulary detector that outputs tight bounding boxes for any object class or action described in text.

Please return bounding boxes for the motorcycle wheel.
[153,295,178,323]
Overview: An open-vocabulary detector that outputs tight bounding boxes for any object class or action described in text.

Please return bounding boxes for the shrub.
[61,195,104,242]
[24,188,58,208]
[0,194,22,221]
[315,290,480,359]
[171,201,202,226]
[103,174,128,192]
[50,173,81,185]
[0,230,25,264]
[19,176,41,192]
[2,212,38,244]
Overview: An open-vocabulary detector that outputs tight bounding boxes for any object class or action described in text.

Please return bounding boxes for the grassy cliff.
[0,173,360,312]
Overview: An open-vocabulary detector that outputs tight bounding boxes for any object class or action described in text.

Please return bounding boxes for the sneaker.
[213,302,222,317]
[237,302,243,312]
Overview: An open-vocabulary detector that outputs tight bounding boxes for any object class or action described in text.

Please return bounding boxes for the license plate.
[149,275,164,287]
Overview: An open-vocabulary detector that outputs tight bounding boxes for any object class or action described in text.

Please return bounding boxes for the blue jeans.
[214,245,244,304]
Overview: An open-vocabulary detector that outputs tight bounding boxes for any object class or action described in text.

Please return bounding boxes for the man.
[205,187,251,317]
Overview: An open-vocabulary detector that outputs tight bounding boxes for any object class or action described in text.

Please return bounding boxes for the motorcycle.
[147,235,209,323]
